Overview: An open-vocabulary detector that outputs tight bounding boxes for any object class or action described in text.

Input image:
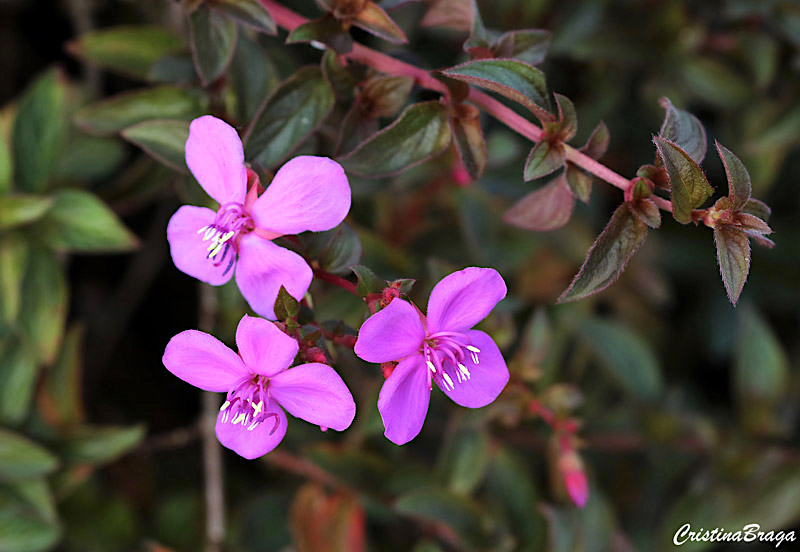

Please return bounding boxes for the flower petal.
[234,234,312,319]
[437,330,509,408]
[377,356,431,445]
[167,205,236,286]
[163,330,247,392]
[426,267,507,333]
[269,363,356,431]
[235,314,298,378]
[354,299,426,364]
[215,397,287,459]
[185,115,247,205]
[251,156,351,235]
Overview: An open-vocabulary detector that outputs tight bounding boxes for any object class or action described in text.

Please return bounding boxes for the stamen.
[219,400,231,412]
[426,360,437,373]
[443,372,455,389]
[466,345,481,353]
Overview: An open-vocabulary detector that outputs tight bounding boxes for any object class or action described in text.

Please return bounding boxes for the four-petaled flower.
[354,267,510,445]
[167,115,351,319]
[163,314,356,459]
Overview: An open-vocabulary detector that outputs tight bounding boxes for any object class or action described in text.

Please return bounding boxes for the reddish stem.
[313,267,359,297]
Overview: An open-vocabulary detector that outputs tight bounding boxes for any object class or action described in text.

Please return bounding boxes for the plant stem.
[313,267,360,297]
[198,284,225,552]
[259,0,659,201]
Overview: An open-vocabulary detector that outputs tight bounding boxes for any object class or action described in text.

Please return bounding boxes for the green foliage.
[189,4,238,86]
[121,119,190,172]
[0,430,58,482]
[653,136,714,224]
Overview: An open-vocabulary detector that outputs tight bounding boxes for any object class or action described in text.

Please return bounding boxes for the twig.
[198,285,225,552]
[313,267,360,297]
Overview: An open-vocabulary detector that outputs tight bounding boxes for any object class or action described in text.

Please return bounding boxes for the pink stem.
[260,0,672,208]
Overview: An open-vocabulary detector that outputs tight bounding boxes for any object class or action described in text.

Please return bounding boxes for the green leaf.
[299,223,362,276]
[147,54,198,85]
[0,480,60,552]
[450,104,487,180]
[74,86,206,135]
[492,29,551,65]
[0,429,58,482]
[0,236,28,324]
[653,136,713,224]
[341,101,452,178]
[19,248,67,365]
[56,134,126,182]
[0,341,40,426]
[336,106,380,156]
[351,1,408,44]
[229,31,278,122]
[0,196,54,231]
[12,69,66,193]
[552,93,577,141]
[350,265,385,298]
[580,120,609,160]
[68,26,184,79]
[575,317,663,401]
[59,424,146,466]
[436,415,489,495]
[360,75,415,119]
[443,59,552,121]
[714,223,750,306]
[742,198,771,221]
[735,307,788,406]
[715,141,751,210]
[681,57,749,109]
[40,324,86,428]
[287,15,354,54]
[0,129,11,194]
[320,50,366,102]
[189,4,238,86]
[658,97,707,164]
[503,174,574,231]
[394,488,486,551]
[246,66,334,167]
[559,203,647,302]
[207,0,276,33]
[565,164,592,203]
[273,285,301,321]
[630,198,661,228]
[523,140,565,181]
[121,119,190,172]
[36,190,138,253]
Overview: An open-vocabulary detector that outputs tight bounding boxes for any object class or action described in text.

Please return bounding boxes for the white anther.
[252,401,263,416]
[426,360,437,373]
[443,373,454,389]
[247,420,260,431]
[466,345,481,353]
[458,363,471,379]
[219,400,231,412]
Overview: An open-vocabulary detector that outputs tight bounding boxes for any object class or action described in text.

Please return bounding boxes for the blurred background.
[0,0,798,551]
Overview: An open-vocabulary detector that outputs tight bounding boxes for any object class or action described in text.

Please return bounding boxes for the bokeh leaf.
[19,248,67,365]
[0,429,58,482]
[504,174,574,231]
[0,235,28,324]
[189,4,238,86]
[394,488,486,551]
[121,119,190,172]
[450,104,487,180]
[207,0,276,34]
[299,223,362,275]
[0,341,40,426]
[351,1,408,44]
[58,424,146,467]
[0,196,54,231]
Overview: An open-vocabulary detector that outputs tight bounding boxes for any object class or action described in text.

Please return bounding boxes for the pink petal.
[185,115,247,205]
[354,299,426,364]
[251,156,351,235]
[437,330,509,408]
[163,330,247,392]
[215,397,287,459]
[427,267,507,334]
[377,356,431,445]
[167,206,236,286]
[234,234,312,319]
[269,363,356,431]
[235,314,298,378]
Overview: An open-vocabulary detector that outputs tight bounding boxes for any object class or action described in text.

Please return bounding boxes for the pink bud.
[381,362,396,379]
[558,449,589,508]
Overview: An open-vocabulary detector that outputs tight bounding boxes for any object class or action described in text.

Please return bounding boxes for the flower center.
[197,202,254,276]
[218,374,280,433]
[421,331,481,391]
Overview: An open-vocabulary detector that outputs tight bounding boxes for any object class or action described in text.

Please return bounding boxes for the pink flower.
[163,315,356,459]
[167,115,351,319]
[558,448,589,508]
[354,267,510,445]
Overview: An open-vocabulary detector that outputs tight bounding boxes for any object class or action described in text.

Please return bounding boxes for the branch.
[259,0,644,197]
[313,267,360,297]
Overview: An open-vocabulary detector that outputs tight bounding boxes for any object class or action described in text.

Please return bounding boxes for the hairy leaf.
[74,86,205,136]
[630,198,661,228]
[352,1,408,44]
[12,69,66,193]
[658,97,707,163]
[299,223,362,275]
[121,119,190,172]
[504,174,574,231]
[565,164,592,203]
[207,0,276,33]
[492,29,551,66]
[450,104,487,180]
[36,190,138,253]
[523,141,565,181]
[360,75,414,119]
[553,93,577,141]
[287,15,354,54]
[715,141,751,210]
[575,317,663,401]
[714,223,750,305]
[189,4,238,86]
[742,198,771,222]
[274,285,301,321]
[351,265,385,298]
[653,136,713,224]
[67,26,184,79]
[247,66,335,167]
[580,120,609,160]
[559,203,647,302]
[443,59,551,121]
[341,101,452,177]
